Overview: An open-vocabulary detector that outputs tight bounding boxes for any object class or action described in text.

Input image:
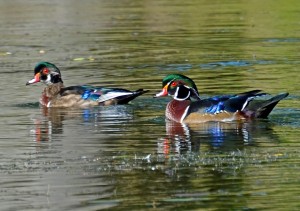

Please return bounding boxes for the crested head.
[27,62,63,85]
[155,74,200,100]
[34,62,61,76]
[162,74,198,93]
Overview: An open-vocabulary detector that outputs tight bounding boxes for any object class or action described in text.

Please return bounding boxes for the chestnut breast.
[166,100,191,122]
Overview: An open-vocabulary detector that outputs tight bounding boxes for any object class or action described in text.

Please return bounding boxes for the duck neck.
[43,82,64,98]
[51,74,63,84]
[166,99,191,123]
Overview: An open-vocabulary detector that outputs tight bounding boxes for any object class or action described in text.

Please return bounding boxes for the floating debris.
[73,57,95,61]
[0,52,12,56]
[73,57,85,61]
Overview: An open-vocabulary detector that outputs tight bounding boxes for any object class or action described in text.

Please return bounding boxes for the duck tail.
[117,89,149,104]
[246,93,289,118]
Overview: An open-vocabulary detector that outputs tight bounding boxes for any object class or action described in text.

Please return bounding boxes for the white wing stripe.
[98,92,133,103]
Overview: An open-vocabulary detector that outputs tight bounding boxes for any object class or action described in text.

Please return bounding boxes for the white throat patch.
[42,74,53,85]
[174,86,190,101]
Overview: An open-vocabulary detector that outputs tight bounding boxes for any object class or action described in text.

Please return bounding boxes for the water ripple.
[156,60,275,71]
[200,60,275,69]
[264,38,300,43]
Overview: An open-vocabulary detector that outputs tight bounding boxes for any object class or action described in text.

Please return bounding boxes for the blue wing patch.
[82,90,91,100]
[81,89,102,101]
[205,101,225,114]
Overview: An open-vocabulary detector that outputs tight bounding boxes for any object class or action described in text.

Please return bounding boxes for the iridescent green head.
[26,62,63,85]
[155,74,200,100]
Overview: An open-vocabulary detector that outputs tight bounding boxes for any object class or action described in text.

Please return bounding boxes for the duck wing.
[60,85,148,105]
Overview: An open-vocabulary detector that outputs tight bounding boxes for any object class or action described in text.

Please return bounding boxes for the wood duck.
[154,74,289,123]
[26,62,148,108]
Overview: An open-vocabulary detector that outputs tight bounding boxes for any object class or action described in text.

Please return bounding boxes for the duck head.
[26,62,63,85]
[155,74,201,101]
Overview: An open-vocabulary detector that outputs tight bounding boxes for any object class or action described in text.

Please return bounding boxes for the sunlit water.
[0,0,299,210]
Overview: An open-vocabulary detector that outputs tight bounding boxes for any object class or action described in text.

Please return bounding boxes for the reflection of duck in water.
[26,62,148,107]
[157,121,191,157]
[30,106,134,142]
[158,120,280,157]
[158,121,244,156]
[154,74,288,123]
[30,107,67,142]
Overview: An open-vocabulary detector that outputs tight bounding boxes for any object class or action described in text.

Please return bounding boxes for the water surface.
[0,0,299,210]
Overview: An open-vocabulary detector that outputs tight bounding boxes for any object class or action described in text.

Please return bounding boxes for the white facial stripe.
[183,86,191,100]
[174,86,179,98]
[191,87,201,100]
[42,74,53,85]
[174,86,190,101]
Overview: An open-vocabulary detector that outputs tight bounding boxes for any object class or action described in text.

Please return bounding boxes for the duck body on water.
[155,74,289,123]
[26,62,148,108]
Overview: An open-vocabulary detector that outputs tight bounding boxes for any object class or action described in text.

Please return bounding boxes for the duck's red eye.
[171,81,177,87]
[42,68,49,74]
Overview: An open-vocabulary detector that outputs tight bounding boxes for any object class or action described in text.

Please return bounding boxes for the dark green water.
[0,0,299,210]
